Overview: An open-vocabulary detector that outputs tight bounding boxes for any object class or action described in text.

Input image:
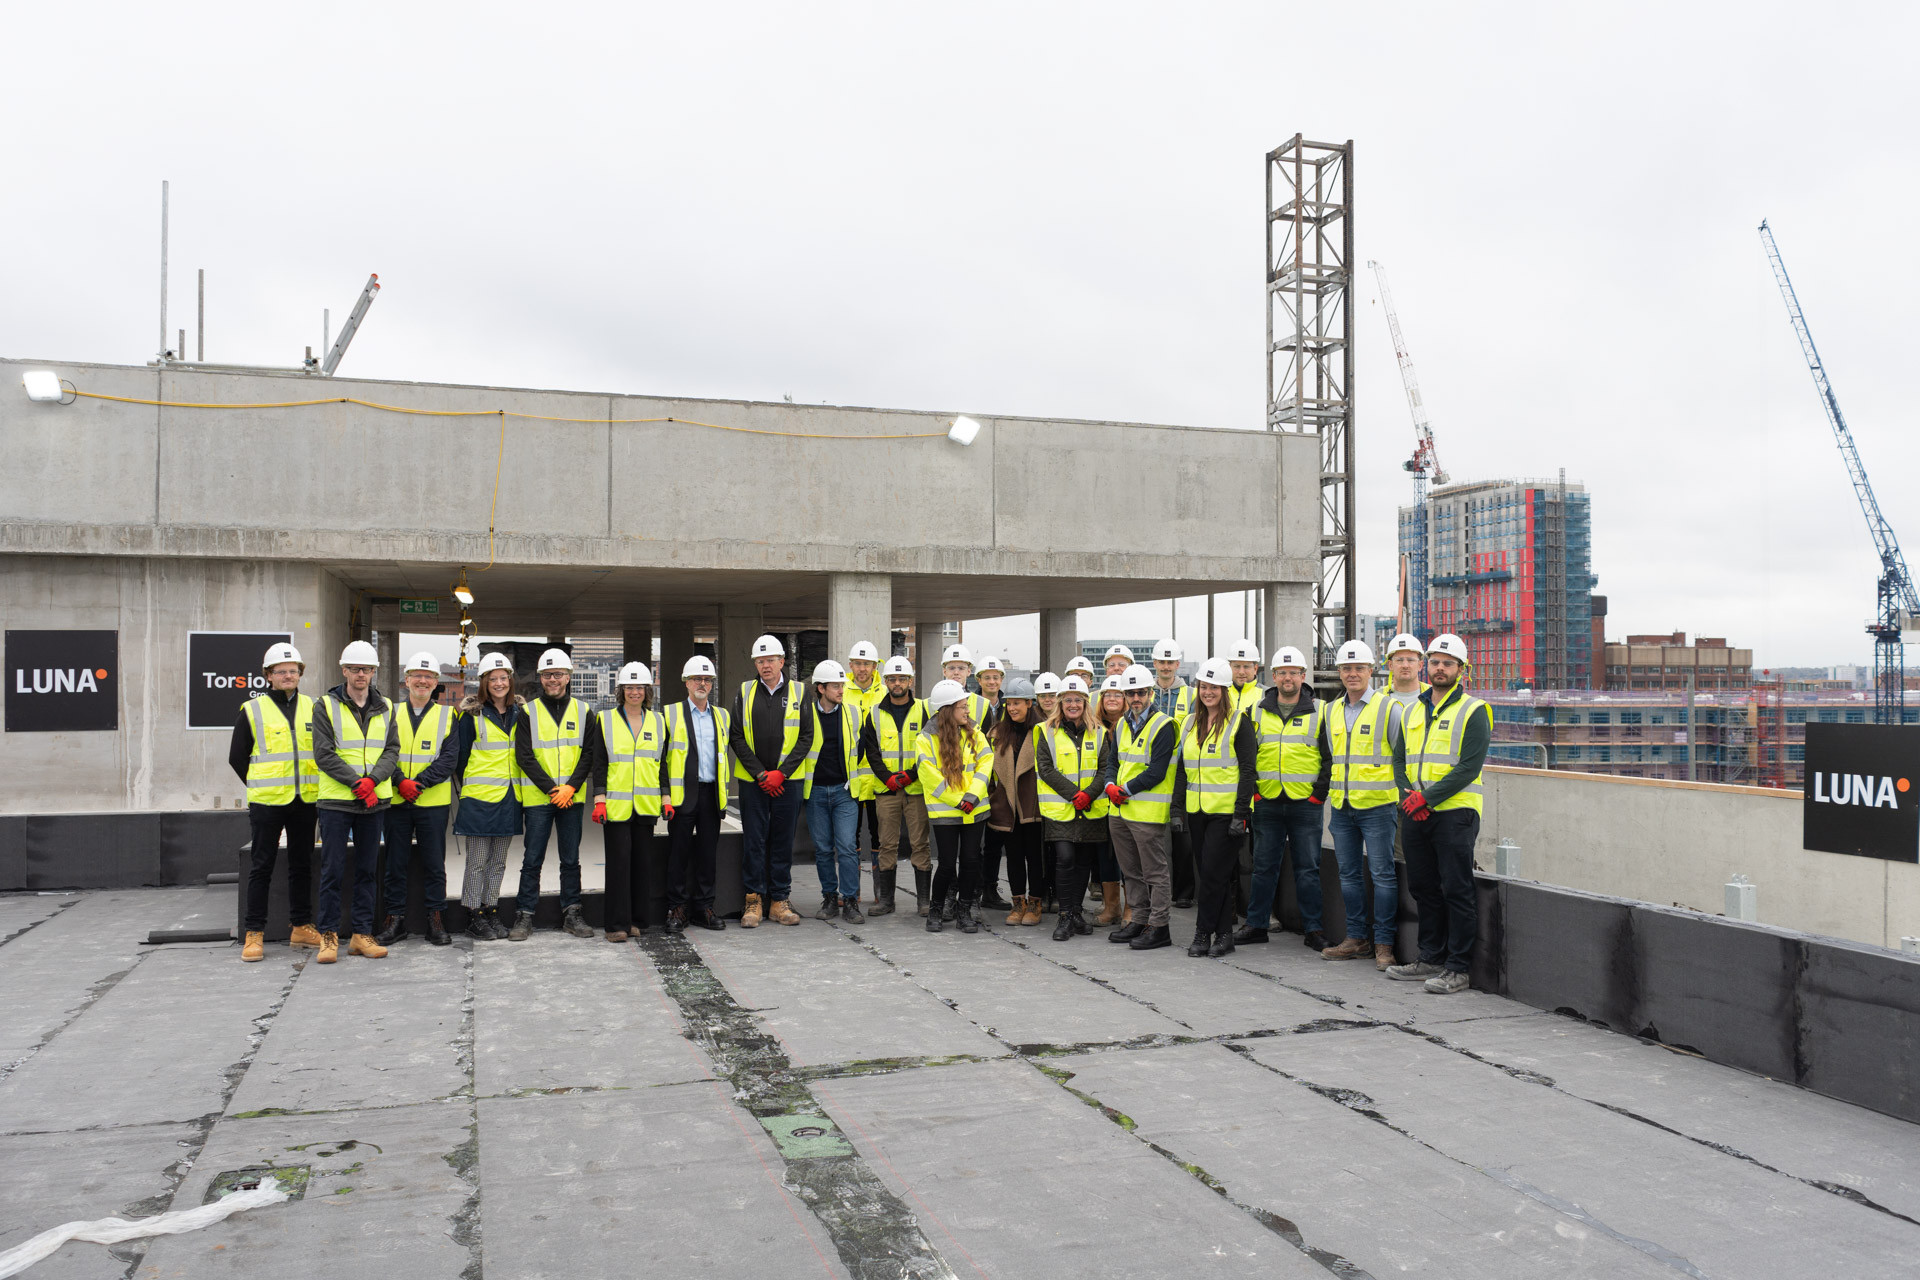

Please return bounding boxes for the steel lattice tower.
[1267,137,1354,669]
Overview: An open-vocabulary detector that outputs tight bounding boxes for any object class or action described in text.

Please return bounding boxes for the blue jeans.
[1329,802,1399,944]
[805,782,860,899]
[1248,798,1325,932]
[739,781,802,900]
[516,802,584,914]
[318,808,383,936]
[382,803,448,914]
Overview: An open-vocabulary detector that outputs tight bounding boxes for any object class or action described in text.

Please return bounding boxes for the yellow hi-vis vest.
[1254,698,1323,801]
[1114,711,1177,824]
[245,693,320,805]
[1325,690,1397,809]
[598,707,667,820]
[1039,723,1109,821]
[665,701,733,809]
[461,707,520,804]
[1181,712,1243,815]
[733,679,804,782]
[1401,686,1490,814]
[965,692,993,729]
[869,697,929,796]
[1154,681,1195,724]
[801,698,862,798]
[395,701,456,806]
[318,695,394,802]
[518,696,588,804]
[1231,681,1262,720]
[844,674,887,720]
[914,725,993,822]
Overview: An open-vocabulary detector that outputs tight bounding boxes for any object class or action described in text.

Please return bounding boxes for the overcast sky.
[6,3,1915,671]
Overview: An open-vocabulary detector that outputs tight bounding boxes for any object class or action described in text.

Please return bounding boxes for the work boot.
[563,904,594,939]
[289,923,324,950]
[815,895,839,921]
[348,932,388,959]
[1005,896,1026,927]
[1071,909,1091,937]
[1303,930,1328,951]
[1208,933,1235,958]
[466,908,491,941]
[426,911,451,946]
[1374,943,1397,971]
[481,906,510,940]
[1020,896,1042,926]
[979,882,1012,911]
[941,892,957,923]
[242,931,264,962]
[1424,970,1471,995]
[1322,937,1368,961]
[1130,924,1173,951]
[1385,960,1444,983]
[1051,911,1074,941]
[664,906,688,935]
[925,907,943,933]
[374,914,408,946]
[1094,883,1122,927]
[1233,924,1270,944]
[508,911,534,942]
[1108,918,1145,943]
[1187,932,1211,957]
[768,899,801,926]
[841,896,865,924]
[913,869,932,917]
[605,928,629,943]
[692,907,725,931]
[872,868,896,916]
[317,932,340,963]
[741,894,763,928]
[954,901,979,934]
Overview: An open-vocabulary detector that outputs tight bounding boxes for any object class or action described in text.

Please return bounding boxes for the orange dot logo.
[1900,778,1911,793]
[94,668,109,680]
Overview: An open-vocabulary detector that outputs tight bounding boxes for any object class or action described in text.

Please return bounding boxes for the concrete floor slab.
[1220,934,1524,1026]
[0,1122,198,1279]
[0,891,72,944]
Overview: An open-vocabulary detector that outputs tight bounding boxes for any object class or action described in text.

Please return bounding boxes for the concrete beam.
[1040,609,1078,677]
[828,574,890,676]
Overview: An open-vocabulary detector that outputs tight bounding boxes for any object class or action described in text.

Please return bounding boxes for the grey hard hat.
[1002,676,1036,700]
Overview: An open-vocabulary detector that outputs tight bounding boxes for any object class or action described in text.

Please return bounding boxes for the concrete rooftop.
[2,879,1916,1279]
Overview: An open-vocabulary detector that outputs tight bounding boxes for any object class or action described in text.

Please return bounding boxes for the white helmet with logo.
[262,642,304,672]
[476,652,514,676]
[404,651,440,676]
[1335,640,1376,668]
[812,659,847,684]
[1119,664,1155,691]
[1060,675,1091,696]
[847,640,880,663]
[1386,633,1425,658]
[1100,674,1125,692]
[928,678,968,713]
[537,647,573,672]
[682,655,718,679]
[1196,657,1234,688]
[617,661,654,686]
[1270,646,1310,672]
[940,643,973,667]
[340,640,380,667]
[1428,633,1471,665]
[1033,672,1062,695]
[1065,656,1096,678]
[882,655,914,678]
[1104,643,1133,662]
[1227,638,1261,664]
[750,634,784,659]
[978,655,1004,673]
[1152,638,1183,662]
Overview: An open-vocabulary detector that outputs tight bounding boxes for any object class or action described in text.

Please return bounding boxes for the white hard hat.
[847,640,881,663]
[978,655,1004,673]
[1033,672,1062,695]
[1386,633,1425,658]
[1100,674,1125,692]
[1119,664,1155,691]
[1104,643,1133,661]
[1227,638,1261,663]
[1152,638,1183,662]
[1196,657,1234,688]
[617,661,654,686]
[262,642,303,671]
[928,679,968,713]
[882,655,914,678]
[751,634,784,659]
[1335,640,1376,667]
[476,652,513,676]
[682,655,718,679]
[812,659,847,684]
[1428,633,1471,664]
[1270,646,1309,672]
[340,640,380,667]
[404,651,440,676]
[1060,675,1091,696]
[940,643,973,667]
[537,647,573,671]
[1065,656,1096,677]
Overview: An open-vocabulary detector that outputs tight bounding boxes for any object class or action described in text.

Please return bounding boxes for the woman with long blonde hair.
[1175,658,1258,958]
[914,680,993,934]
[1036,675,1114,941]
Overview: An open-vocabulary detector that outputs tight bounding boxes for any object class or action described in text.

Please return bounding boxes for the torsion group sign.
[188,631,293,730]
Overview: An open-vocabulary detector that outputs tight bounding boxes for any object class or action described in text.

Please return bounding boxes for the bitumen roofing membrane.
[1,878,1915,1279]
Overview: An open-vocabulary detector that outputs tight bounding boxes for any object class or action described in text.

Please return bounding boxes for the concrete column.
[375,629,400,701]
[718,603,765,708]
[915,615,948,694]
[622,627,653,670]
[1040,608,1078,678]
[1266,582,1314,666]
[659,619,696,707]
[829,573,891,674]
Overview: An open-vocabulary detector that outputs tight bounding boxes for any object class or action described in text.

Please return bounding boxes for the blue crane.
[1760,219,1916,724]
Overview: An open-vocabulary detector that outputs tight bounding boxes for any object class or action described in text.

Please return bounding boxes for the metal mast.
[1267,136,1354,670]
[1367,260,1448,504]
[1759,220,1916,723]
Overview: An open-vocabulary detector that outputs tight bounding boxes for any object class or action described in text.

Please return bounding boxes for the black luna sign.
[5,630,119,732]
[1802,723,1920,863]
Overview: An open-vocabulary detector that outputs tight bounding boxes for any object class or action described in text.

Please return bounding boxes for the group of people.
[230,627,1489,995]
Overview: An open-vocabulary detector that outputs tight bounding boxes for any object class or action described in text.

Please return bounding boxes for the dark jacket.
[1098,707,1180,808]
[1035,720,1115,842]
[514,693,594,796]
[454,691,524,838]
[1262,683,1332,803]
[1392,683,1490,809]
[311,683,401,813]
[730,677,813,781]
[393,697,460,797]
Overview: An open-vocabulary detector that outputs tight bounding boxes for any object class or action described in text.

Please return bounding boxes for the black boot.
[953,901,979,934]
[1130,924,1173,951]
[914,868,933,917]
[374,914,408,946]
[814,894,840,921]
[941,892,957,922]
[1188,931,1212,957]
[664,905,688,935]
[1071,910,1091,936]
[1209,933,1236,958]
[1052,912,1075,941]
[841,894,865,924]
[562,904,594,939]
[465,907,492,941]
[873,868,896,916]
[925,907,943,933]
[1108,920,1146,944]
[426,911,451,946]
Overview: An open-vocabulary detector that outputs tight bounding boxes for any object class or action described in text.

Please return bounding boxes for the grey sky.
[6,3,1914,670]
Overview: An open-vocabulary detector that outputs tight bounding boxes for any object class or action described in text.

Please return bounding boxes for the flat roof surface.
[2,881,1915,1278]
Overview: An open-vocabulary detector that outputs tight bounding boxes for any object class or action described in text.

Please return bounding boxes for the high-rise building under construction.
[1398,475,1596,690]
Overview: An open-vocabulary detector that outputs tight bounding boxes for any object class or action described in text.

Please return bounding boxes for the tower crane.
[1368,260,1448,502]
[1759,219,1917,724]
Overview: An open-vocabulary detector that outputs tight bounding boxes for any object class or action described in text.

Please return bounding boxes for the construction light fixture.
[452,569,474,605]
[948,414,982,446]
[22,371,72,403]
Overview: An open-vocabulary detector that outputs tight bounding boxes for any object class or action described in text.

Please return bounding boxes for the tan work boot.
[288,923,324,949]
[1005,896,1026,926]
[1094,882,1122,927]
[242,931,265,962]
[1374,942,1397,971]
[348,933,388,959]
[740,893,763,928]
[316,932,340,964]
[1022,896,1043,926]
[1322,937,1368,961]
[768,899,800,926]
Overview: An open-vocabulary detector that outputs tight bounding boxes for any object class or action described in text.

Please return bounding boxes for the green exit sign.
[399,599,440,616]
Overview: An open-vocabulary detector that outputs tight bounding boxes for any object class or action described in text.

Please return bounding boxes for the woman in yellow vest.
[591,662,668,942]
[1028,671,1061,912]
[455,651,524,941]
[1175,658,1258,957]
[1089,675,1131,925]
[915,680,993,934]
[1037,675,1113,941]
[374,652,461,950]
[987,676,1045,926]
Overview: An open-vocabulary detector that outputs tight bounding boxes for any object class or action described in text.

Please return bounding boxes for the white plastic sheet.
[0,1184,286,1277]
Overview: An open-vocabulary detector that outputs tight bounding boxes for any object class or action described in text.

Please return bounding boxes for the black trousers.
[667,782,721,910]
[1170,822,1195,901]
[857,799,880,858]
[1050,840,1102,915]
[931,823,983,905]
[605,816,658,931]
[1003,824,1045,896]
[980,827,1006,897]
[244,800,317,931]
[1402,807,1480,973]
[1190,811,1241,940]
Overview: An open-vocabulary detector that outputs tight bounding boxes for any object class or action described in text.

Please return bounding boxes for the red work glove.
[887,772,909,793]
[1400,790,1425,815]
[1308,795,1324,806]
[759,769,786,796]
[592,799,608,824]
[1105,783,1127,806]
[396,778,421,803]
[550,784,576,808]
[959,797,977,814]
[663,802,676,820]
[1411,805,1433,822]
[352,777,377,804]
[1072,790,1092,812]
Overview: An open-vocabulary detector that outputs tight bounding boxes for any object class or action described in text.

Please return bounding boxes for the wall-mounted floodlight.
[948,415,983,446]
[452,568,475,606]
[22,371,72,403]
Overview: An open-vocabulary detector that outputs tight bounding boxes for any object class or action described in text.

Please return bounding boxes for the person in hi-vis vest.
[591,662,668,942]
[508,648,596,942]
[454,651,523,941]
[311,640,400,965]
[663,655,730,933]
[1238,645,1328,950]
[802,660,865,925]
[374,652,459,950]
[1100,664,1180,951]
[857,656,934,915]
[730,634,814,929]
[232,642,322,963]
[842,640,888,882]
[1317,640,1403,970]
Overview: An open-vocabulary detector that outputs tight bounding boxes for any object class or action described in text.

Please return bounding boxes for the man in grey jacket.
[312,640,400,962]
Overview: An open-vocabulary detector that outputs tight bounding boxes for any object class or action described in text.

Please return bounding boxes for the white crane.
[1368,260,1448,503]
